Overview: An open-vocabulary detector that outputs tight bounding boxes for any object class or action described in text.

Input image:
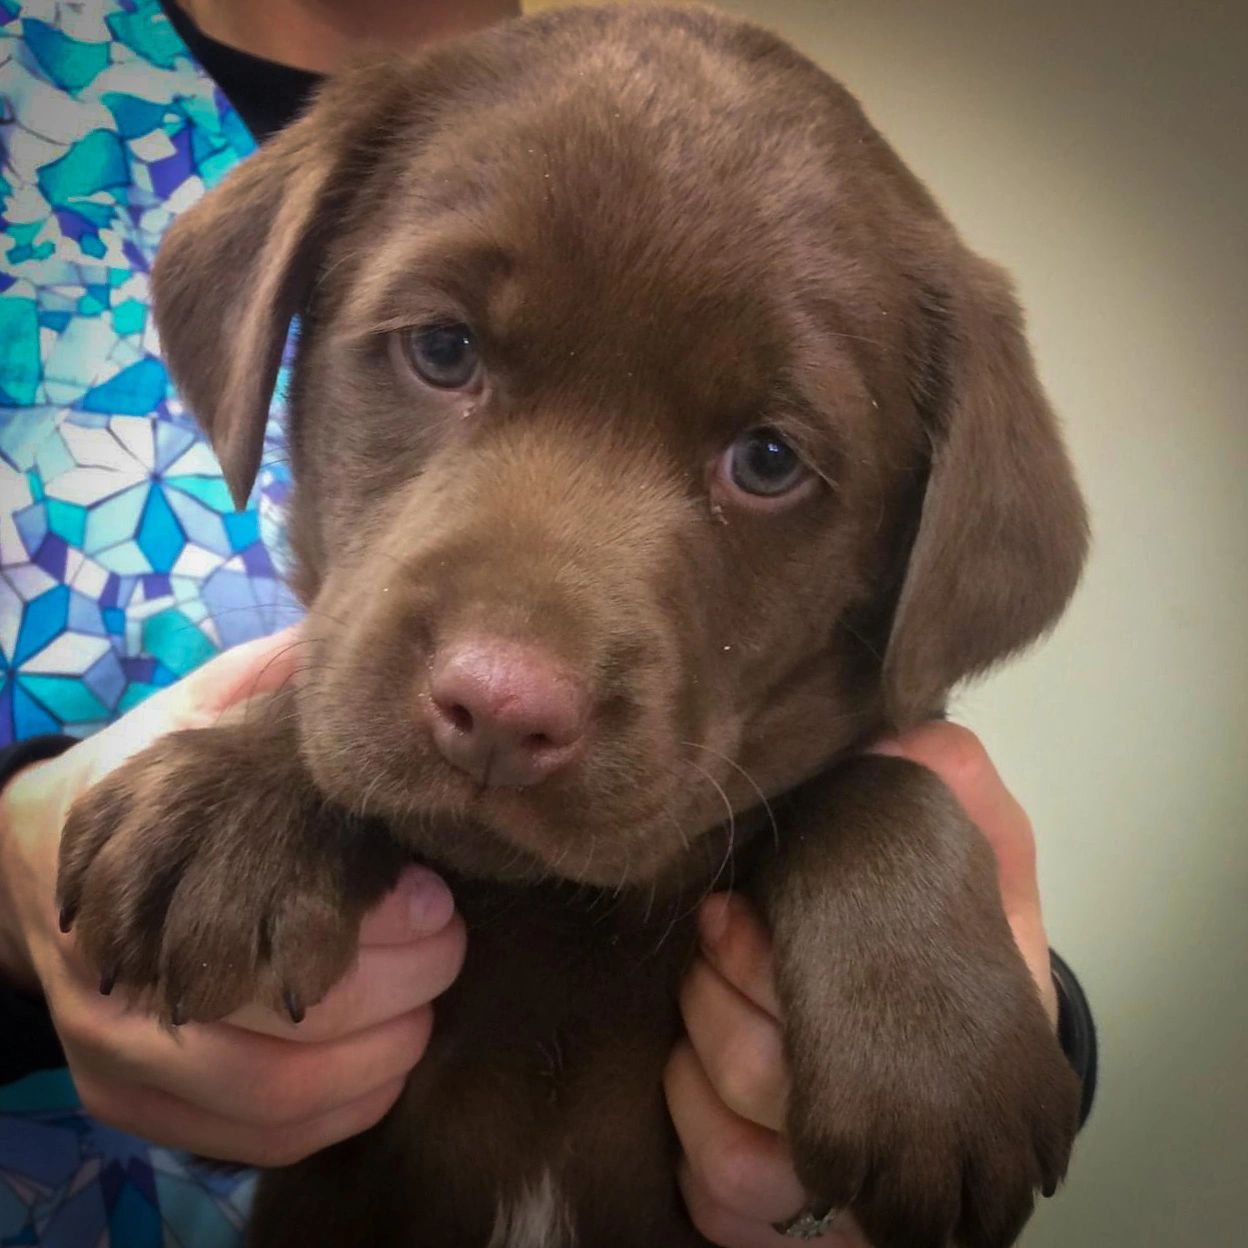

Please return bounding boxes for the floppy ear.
[882,254,1089,727]
[151,62,413,508]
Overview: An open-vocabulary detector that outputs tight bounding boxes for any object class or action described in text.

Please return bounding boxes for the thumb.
[82,626,304,781]
[182,624,306,715]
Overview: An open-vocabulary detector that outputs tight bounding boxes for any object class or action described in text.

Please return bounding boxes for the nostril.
[438,700,475,735]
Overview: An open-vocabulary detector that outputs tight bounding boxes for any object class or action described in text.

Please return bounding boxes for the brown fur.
[57,8,1088,1247]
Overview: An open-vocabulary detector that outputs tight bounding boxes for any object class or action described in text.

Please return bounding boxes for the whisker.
[681,740,779,854]
[649,759,737,956]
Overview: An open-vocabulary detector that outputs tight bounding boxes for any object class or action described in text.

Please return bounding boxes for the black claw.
[98,968,117,996]
[1041,1179,1058,1199]
[58,902,76,933]
[283,988,305,1025]
[169,1000,187,1027]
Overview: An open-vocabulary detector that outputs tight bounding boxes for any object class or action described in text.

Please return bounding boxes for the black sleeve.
[0,734,74,1082]
[1051,948,1098,1127]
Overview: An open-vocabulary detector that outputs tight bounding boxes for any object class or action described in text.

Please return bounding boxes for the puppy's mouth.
[406,715,700,887]
[333,688,736,888]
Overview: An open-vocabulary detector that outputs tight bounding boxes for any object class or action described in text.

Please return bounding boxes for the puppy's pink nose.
[428,639,588,787]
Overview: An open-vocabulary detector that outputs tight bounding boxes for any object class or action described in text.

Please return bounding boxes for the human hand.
[665,721,1058,1246]
[0,629,466,1165]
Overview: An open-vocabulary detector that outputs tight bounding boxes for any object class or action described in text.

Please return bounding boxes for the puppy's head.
[153,7,1087,887]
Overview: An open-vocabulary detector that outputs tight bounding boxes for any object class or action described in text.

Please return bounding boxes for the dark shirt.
[158,0,323,142]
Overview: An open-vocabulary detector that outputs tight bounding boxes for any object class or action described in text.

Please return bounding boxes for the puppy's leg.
[57,693,404,1024]
[757,755,1080,1248]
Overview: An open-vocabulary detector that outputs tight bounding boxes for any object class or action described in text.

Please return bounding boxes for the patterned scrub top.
[1,0,300,1242]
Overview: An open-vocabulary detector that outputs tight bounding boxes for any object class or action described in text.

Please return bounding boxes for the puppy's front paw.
[784,970,1080,1248]
[57,727,401,1024]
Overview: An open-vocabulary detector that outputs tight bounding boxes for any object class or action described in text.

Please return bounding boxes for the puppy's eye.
[401,323,480,389]
[723,428,809,498]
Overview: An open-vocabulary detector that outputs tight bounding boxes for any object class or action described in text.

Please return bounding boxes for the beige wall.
[528,2,1248,1242]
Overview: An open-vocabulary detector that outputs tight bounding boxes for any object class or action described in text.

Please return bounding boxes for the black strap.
[1052,947,1098,1126]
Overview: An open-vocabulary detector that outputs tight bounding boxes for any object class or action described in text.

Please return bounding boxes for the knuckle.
[292,994,351,1043]
[697,1127,767,1214]
[421,915,468,997]
[934,722,991,787]
[405,1004,435,1061]
[246,1061,321,1126]
[680,1166,739,1245]
[713,1030,779,1121]
[687,1200,737,1246]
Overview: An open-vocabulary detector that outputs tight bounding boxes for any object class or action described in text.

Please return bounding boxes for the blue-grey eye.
[403,323,480,389]
[728,428,807,496]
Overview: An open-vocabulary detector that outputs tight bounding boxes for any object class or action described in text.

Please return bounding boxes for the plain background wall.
[524,2,1248,1243]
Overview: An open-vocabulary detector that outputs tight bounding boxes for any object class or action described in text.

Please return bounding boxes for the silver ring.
[773,1201,842,1239]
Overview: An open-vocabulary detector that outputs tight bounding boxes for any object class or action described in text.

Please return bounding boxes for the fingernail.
[866,737,905,758]
[398,867,454,936]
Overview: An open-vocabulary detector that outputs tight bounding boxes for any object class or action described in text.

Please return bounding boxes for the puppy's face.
[153,8,1087,887]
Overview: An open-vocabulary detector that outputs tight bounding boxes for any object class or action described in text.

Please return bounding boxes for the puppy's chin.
[390,764,728,889]
[299,720,735,889]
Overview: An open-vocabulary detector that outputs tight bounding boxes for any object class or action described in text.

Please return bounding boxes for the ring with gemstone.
[773,1201,842,1239]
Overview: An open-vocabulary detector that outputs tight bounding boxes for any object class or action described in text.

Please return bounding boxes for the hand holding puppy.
[668,722,1060,1247]
[0,629,465,1166]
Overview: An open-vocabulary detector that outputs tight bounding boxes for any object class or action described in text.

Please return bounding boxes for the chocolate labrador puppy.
[57,7,1089,1247]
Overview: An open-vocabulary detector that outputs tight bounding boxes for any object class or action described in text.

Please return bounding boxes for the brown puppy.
[57,7,1089,1248]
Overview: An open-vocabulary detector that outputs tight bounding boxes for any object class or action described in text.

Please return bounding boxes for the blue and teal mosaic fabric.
[0,0,300,748]
[0,1070,255,1248]
[2,1,295,1242]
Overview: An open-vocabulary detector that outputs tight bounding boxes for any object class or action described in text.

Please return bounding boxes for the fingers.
[683,905,787,1131]
[46,859,464,1161]
[674,895,865,1244]
[73,1063,408,1168]
[698,893,781,1017]
[66,989,433,1126]
[224,866,463,1042]
[228,913,465,1043]
[666,1041,867,1246]
[357,865,456,947]
[666,1039,806,1224]
[679,1160,866,1248]
[187,624,306,714]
